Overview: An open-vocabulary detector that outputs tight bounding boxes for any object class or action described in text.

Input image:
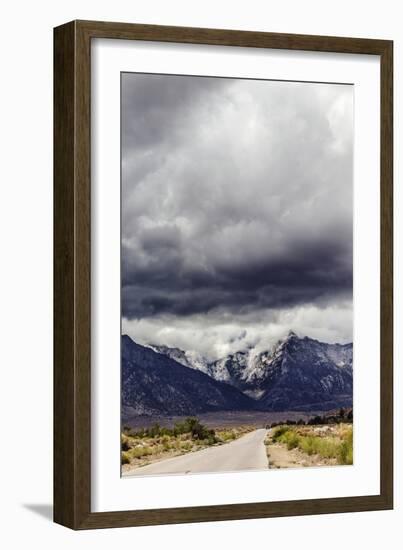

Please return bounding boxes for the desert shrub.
[121,451,130,464]
[272,425,290,441]
[344,426,353,443]
[121,434,131,451]
[220,431,236,442]
[179,441,193,451]
[173,417,215,441]
[272,426,299,449]
[131,446,153,459]
[148,423,162,437]
[191,422,207,439]
[338,440,353,464]
[299,436,315,456]
[300,436,338,458]
[285,431,300,450]
[173,417,194,435]
[316,438,339,458]
[207,435,217,445]
[130,447,142,459]
[337,427,353,464]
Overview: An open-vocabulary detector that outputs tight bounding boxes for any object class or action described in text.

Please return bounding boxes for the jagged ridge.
[122,335,255,418]
[150,331,353,411]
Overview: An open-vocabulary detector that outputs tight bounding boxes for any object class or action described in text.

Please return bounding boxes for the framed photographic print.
[54,20,393,529]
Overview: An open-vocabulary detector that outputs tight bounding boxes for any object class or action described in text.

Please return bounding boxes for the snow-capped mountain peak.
[149,332,353,410]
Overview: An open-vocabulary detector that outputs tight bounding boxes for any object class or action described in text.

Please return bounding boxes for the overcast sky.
[121,72,353,359]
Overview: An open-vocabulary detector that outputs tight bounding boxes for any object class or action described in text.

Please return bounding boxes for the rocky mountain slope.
[122,335,255,418]
[255,332,352,410]
[151,331,353,411]
[149,344,210,373]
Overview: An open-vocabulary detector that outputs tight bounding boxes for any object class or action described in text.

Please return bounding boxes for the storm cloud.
[121,73,353,357]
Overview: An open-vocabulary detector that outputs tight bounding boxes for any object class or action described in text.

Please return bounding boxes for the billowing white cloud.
[122,299,353,361]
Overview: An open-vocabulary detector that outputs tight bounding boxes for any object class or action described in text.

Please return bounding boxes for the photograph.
[120,72,354,476]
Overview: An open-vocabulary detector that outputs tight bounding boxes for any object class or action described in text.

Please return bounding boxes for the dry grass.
[267,424,353,466]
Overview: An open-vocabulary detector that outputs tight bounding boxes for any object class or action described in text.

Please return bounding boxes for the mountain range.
[122,331,353,419]
[122,335,254,418]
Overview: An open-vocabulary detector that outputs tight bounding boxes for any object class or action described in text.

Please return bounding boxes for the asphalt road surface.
[124,428,268,476]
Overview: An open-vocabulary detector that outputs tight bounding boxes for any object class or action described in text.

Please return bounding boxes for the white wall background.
[0,0,400,547]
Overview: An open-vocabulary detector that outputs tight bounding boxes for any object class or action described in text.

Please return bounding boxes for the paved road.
[124,428,268,476]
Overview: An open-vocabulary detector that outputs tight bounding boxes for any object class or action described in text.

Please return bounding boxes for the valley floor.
[123,410,329,431]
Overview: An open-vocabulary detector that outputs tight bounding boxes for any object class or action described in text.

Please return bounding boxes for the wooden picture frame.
[54,20,393,530]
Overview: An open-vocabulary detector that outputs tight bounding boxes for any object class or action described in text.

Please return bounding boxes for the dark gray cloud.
[121,72,353,352]
[122,238,351,318]
[122,73,229,153]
